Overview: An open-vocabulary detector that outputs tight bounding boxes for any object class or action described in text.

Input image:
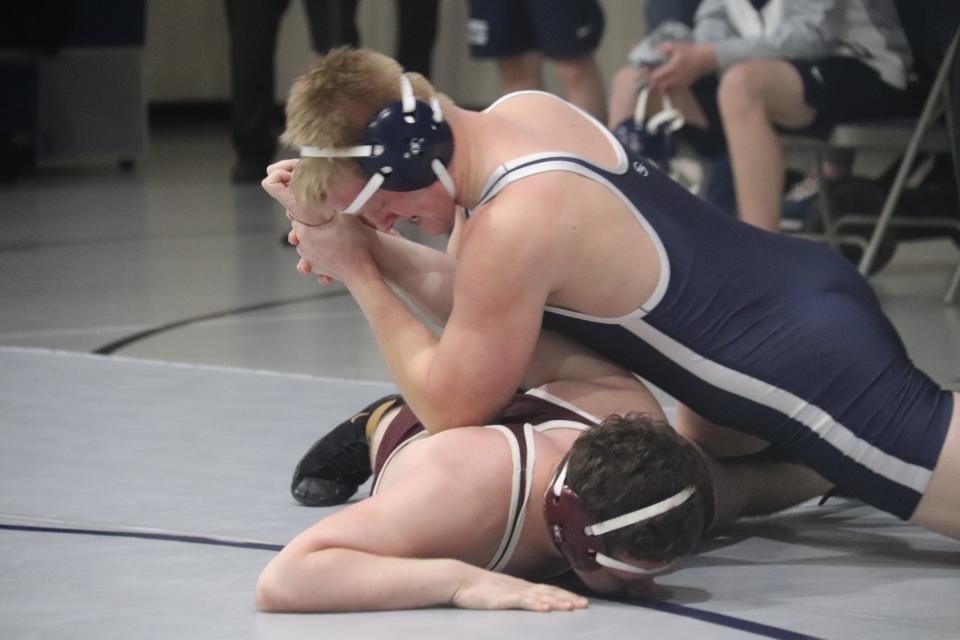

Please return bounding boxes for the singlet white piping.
[482,159,671,317]
[525,387,601,424]
[473,91,670,315]
[488,423,538,572]
[370,431,430,496]
[532,419,593,433]
[617,313,933,494]
[370,392,597,572]
[477,90,629,205]
[484,424,524,571]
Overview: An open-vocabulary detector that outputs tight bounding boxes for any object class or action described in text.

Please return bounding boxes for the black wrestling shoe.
[291,394,403,506]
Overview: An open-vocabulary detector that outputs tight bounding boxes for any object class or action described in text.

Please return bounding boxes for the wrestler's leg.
[674,403,769,459]
[291,394,404,506]
[909,392,960,539]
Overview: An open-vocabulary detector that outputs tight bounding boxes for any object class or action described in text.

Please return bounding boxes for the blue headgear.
[299,74,455,213]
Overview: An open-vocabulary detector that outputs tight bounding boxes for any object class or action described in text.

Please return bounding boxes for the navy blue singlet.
[476,91,953,519]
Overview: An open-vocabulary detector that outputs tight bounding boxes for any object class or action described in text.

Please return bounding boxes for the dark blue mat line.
[0,523,284,552]
[636,599,824,640]
[4,523,822,639]
[92,289,349,354]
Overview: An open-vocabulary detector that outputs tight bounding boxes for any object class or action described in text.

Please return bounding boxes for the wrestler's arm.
[343,200,560,432]
[367,225,456,327]
[701,449,832,530]
[256,441,587,613]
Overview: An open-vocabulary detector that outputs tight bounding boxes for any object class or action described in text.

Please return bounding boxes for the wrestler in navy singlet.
[476,92,954,520]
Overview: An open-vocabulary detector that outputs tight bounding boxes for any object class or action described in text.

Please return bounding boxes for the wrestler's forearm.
[709,459,832,529]
[370,230,455,327]
[344,264,479,431]
[256,547,471,612]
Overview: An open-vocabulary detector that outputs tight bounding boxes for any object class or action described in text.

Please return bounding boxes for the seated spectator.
[608,0,921,231]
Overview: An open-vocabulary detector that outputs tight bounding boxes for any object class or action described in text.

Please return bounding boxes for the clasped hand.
[262,159,376,285]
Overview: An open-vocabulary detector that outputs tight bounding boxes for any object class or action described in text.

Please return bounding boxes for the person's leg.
[496,51,545,93]
[224,0,290,182]
[467,0,540,93]
[395,0,439,78]
[607,65,647,128]
[607,65,709,129]
[553,52,607,121]
[909,393,960,539]
[291,394,404,505]
[717,59,816,231]
[527,0,605,120]
[302,0,359,52]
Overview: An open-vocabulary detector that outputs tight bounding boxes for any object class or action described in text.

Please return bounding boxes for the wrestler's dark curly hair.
[565,413,708,564]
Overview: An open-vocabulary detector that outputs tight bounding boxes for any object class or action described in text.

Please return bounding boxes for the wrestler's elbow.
[255,563,291,612]
[255,549,339,613]
[416,391,504,434]
[405,377,484,433]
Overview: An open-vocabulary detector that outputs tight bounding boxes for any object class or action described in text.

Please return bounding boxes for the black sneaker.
[291,394,403,506]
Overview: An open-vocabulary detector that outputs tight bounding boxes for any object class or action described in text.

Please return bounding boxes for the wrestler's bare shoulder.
[482,92,620,168]
[384,426,515,488]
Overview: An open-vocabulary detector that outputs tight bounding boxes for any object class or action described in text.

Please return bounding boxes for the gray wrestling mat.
[2,348,959,640]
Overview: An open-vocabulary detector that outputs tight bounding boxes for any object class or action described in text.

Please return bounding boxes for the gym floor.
[2,121,959,639]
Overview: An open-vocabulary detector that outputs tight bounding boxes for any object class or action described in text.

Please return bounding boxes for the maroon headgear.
[543,456,695,574]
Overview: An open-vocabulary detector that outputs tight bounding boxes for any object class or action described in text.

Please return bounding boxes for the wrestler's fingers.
[262,169,293,188]
[520,586,589,612]
[266,158,299,174]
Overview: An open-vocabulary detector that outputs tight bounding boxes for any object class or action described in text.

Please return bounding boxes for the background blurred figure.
[226,0,439,183]
[395,0,439,79]
[608,0,920,232]
[644,0,702,33]
[466,0,607,121]
[638,0,739,215]
[225,0,359,183]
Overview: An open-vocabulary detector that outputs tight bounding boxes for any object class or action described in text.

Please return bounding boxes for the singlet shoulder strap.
[524,387,601,424]
[484,423,536,572]
[475,92,630,208]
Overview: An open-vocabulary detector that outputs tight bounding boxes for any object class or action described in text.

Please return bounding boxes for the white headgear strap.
[298,73,455,214]
[634,85,685,134]
[552,460,695,575]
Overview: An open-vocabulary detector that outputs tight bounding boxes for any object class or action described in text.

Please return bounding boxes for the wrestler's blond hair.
[281,47,444,206]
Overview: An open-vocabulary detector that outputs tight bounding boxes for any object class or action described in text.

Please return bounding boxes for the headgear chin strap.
[544,458,695,575]
[299,74,456,214]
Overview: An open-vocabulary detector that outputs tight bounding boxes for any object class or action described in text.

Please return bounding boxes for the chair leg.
[859,29,960,276]
[947,262,960,304]
[813,148,841,248]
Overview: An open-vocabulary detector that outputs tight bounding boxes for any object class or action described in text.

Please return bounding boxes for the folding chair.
[857,25,960,287]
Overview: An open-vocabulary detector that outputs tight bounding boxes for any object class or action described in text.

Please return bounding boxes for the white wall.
[144,0,648,107]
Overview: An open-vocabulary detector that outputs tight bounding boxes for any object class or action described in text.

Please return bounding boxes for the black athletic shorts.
[679,56,923,158]
[467,0,604,59]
